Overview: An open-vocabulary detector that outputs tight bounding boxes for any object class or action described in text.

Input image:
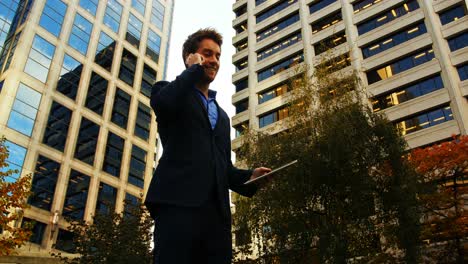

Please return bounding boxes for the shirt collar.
[194,87,217,100]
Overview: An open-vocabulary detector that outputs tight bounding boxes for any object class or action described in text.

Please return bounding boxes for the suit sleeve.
[150,64,204,118]
[226,139,257,197]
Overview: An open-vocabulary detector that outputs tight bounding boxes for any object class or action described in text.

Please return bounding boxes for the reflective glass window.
[257,13,300,42]
[85,72,108,115]
[151,0,165,30]
[39,0,67,37]
[111,88,131,129]
[22,218,46,245]
[357,0,419,35]
[1,140,26,182]
[79,0,98,16]
[234,4,246,18]
[259,107,289,128]
[135,102,151,141]
[42,101,72,152]
[457,63,468,81]
[256,0,267,6]
[132,0,146,15]
[235,99,248,114]
[141,64,157,98]
[314,31,346,55]
[119,49,137,87]
[24,35,55,83]
[396,106,453,135]
[371,75,444,112]
[258,53,303,82]
[367,48,434,84]
[235,22,247,34]
[234,78,248,92]
[234,121,248,138]
[439,4,467,25]
[258,82,290,104]
[63,169,90,221]
[128,145,146,188]
[68,13,93,55]
[57,54,82,100]
[55,229,75,253]
[126,13,142,47]
[447,32,468,52]
[104,0,122,33]
[0,0,20,53]
[103,132,124,178]
[28,155,60,211]
[235,39,248,52]
[234,58,248,72]
[317,54,351,72]
[362,22,427,58]
[1,33,21,73]
[7,83,42,136]
[146,29,161,63]
[258,32,302,61]
[74,117,100,166]
[257,0,297,23]
[124,193,140,217]
[96,182,117,215]
[311,10,342,34]
[95,31,115,71]
[353,0,384,13]
[309,0,337,14]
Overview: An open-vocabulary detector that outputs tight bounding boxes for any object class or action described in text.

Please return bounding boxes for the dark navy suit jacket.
[144,64,256,220]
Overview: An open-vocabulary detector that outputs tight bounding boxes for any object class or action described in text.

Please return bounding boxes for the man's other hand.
[250,167,272,188]
[185,53,204,67]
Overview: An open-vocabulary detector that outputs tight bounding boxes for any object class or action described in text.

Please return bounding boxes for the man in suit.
[144,28,271,264]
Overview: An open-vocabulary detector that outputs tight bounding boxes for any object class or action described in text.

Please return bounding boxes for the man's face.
[196,38,221,83]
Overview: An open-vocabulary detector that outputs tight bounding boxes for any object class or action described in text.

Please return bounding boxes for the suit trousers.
[153,198,232,264]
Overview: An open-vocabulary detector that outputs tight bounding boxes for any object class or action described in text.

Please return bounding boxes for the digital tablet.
[243,160,298,185]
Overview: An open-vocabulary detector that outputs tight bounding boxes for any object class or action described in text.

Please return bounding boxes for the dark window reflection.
[457,63,468,81]
[63,169,90,221]
[57,54,82,100]
[126,13,142,48]
[141,64,157,98]
[234,78,248,92]
[119,49,137,87]
[146,29,161,63]
[439,4,467,25]
[128,145,146,188]
[314,31,346,55]
[235,99,248,114]
[371,75,444,112]
[42,101,72,152]
[29,155,60,211]
[134,102,151,141]
[309,0,336,14]
[311,10,342,34]
[257,32,302,61]
[124,193,140,218]
[111,89,131,129]
[447,32,468,52]
[395,106,453,135]
[234,121,248,138]
[103,132,124,177]
[257,13,299,42]
[257,0,297,23]
[96,182,117,215]
[74,117,100,166]
[85,72,108,115]
[95,32,115,72]
[22,217,46,245]
[55,229,75,253]
[258,53,303,82]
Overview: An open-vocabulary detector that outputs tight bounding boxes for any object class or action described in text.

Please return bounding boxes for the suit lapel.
[191,89,212,130]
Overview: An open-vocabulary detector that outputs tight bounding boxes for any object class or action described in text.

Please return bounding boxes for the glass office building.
[0,0,173,258]
[231,0,468,151]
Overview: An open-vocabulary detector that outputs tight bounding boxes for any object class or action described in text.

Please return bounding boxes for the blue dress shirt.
[195,88,218,130]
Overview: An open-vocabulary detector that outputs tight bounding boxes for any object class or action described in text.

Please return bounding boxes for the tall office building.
[0,0,173,259]
[231,0,468,152]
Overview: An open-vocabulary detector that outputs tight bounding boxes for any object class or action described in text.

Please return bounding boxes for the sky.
[165,0,237,127]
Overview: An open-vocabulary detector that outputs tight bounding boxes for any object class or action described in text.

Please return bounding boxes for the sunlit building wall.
[0,0,173,257]
[231,0,468,152]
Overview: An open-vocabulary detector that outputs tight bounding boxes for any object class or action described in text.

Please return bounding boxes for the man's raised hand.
[185,53,204,67]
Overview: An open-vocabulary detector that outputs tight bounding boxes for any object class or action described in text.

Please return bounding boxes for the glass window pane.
[68,13,92,55]
[79,0,98,16]
[42,101,72,152]
[28,155,60,211]
[96,182,117,215]
[39,0,67,37]
[63,169,90,220]
[1,140,27,182]
[74,117,100,165]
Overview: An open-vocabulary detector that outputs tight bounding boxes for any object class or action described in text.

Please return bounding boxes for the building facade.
[231,0,468,151]
[0,0,173,258]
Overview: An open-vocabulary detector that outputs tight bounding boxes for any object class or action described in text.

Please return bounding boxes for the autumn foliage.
[0,137,32,256]
[410,135,468,263]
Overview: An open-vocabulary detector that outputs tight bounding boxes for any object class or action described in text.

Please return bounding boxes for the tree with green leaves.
[52,200,153,264]
[232,57,422,263]
[0,137,32,256]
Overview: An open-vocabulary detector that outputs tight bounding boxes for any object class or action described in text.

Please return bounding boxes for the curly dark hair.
[182,28,223,67]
